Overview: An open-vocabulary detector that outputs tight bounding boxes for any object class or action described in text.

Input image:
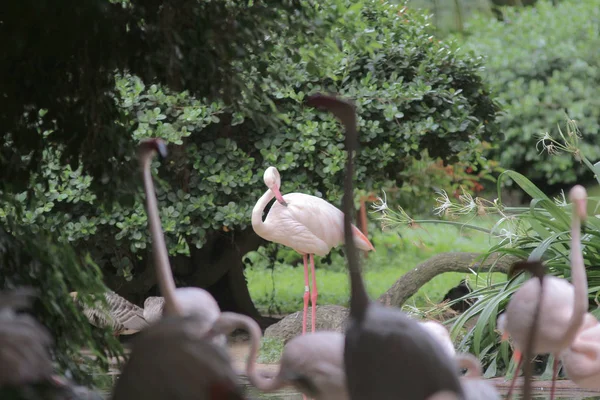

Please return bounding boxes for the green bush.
[0,0,500,286]
[452,0,600,187]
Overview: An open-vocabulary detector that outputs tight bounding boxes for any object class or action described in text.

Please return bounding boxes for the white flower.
[457,189,476,215]
[554,190,567,207]
[433,189,452,216]
[371,190,389,213]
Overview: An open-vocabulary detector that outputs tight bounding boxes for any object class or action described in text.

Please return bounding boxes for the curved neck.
[342,112,369,321]
[562,209,588,345]
[140,152,183,316]
[251,189,275,238]
[239,315,285,391]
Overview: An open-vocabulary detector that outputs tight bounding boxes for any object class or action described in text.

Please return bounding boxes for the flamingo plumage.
[560,312,600,390]
[497,185,588,400]
[252,166,374,335]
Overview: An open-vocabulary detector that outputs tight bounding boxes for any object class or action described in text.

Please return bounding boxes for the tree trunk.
[377,252,520,308]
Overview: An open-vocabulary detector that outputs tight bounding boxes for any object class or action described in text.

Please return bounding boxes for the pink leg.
[506,350,523,400]
[310,254,318,333]
[302,254,310,335]
[550,356,559,400]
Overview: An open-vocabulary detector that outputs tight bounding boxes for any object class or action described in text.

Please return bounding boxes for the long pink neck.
[562,206,588,346]
[243,317,286,391]
[140,152,183,316]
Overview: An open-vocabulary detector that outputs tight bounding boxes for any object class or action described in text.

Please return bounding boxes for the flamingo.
[306,93,464,399]
[206,312,348,400]
[69,290,149,336]
[112,138,242,399]
[137,138,224,345]
[420,320,456,359]
[252,166,374,335]
[560,312,600,390]
[497,185,588,400]
[456,353,500,400]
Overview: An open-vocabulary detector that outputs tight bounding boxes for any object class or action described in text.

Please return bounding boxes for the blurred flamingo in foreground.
[497,185,589,400]
[252,166,374,335]
[560,312,600,390]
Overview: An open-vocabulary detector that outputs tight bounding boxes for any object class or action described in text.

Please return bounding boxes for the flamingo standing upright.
[252,166,374,335]
[112,138,242,400]
[497,185,589,400]
[136,139,224,345]
[560,312,600,390]
[306,93,464,399]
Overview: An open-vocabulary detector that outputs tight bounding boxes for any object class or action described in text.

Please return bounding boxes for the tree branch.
[377,252,521,308]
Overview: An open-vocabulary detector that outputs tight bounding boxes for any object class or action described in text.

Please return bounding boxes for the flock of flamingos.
[1,94,600,400]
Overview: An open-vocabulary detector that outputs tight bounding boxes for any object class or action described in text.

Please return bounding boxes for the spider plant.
[375,118,600,377]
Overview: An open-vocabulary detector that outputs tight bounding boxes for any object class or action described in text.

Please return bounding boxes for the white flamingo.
[252,166,374,335]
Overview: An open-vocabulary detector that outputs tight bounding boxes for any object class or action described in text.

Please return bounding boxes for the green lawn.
[245,217,507,315]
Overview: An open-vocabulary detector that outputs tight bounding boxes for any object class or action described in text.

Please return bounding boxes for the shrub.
[451,0,600,188]
[1,1,500,312]
[377,118,600,377]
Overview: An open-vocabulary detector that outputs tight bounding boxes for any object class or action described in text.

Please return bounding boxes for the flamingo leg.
[310,253,318,333]
[506,349,522,400]
[302,254,310,335]
[550,356,559,400]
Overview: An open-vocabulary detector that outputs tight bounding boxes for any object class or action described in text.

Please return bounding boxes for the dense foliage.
[0,221,121,385]
[379,119,600,377]
[1,0,500,296]
[453,0,600,187]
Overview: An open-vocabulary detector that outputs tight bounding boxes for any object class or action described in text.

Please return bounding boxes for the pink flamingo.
[456,353,501,400]
[497,185,588,400]
[206,311,348,400]
[560,312,600,390]
[420,320,456,360]
[252,166,374,334]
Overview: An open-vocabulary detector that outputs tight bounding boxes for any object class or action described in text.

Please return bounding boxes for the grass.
[245,216,507,315]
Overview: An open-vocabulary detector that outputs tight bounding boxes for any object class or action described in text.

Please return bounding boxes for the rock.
[264,305,349,343]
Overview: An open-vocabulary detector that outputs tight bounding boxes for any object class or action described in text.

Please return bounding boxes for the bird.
[69,290,149,336]
[455,353,500,400]
[142,295,165,323]
[252,165,374,335]
[497,185,589,400]
[137,138,224,345]
[206,311,348,400]
[305,93,464,399]
[111,138,242,400]
[560,312,600,390]
[0,287,53,386]
[442,279,475,313]
[111,314,245,400]
[420,320,456,359]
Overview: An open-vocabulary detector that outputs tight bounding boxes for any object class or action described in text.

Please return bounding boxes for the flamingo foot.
[506,350,522,400]
[310,254,318,333]
[302,254,310,336]
[550,357,559,400]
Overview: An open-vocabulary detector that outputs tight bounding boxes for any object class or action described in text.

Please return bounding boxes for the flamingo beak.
[272,186,288,207]
[155,140,168,160]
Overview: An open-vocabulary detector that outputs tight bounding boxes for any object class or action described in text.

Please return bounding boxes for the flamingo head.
[139,138,168,160]
[569,185,587,222]
[263,166,287,206]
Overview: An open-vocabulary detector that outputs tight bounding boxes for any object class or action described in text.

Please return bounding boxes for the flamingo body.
[561,312,600,390]
[500,276,576,354]
[420,321,456,359]
[260,193,373,256]
[252,166,374,335]
[270,331,348,400]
